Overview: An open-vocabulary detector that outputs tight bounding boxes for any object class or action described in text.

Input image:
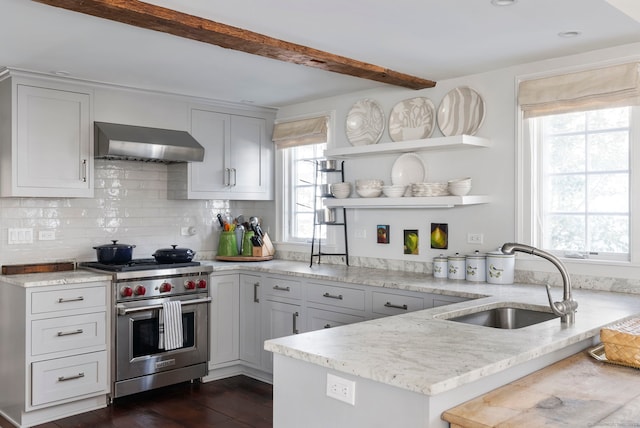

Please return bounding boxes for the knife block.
[252,233,275,257]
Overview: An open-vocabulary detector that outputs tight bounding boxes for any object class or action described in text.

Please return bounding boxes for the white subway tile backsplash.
[0,159,229,266]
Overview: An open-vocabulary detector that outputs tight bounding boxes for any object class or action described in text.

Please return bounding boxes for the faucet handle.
[545,283,579,318]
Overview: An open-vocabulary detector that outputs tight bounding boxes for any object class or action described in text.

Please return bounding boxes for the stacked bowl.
[447,177,472,196]
[356,179,383,198]
[330,182,352,199]
[381,185,407,198]
[411,182,449,197]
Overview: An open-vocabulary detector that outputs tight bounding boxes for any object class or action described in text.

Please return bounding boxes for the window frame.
[516,74,640,270]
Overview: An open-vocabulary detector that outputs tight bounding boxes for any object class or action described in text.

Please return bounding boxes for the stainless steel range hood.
[94,122,205,163]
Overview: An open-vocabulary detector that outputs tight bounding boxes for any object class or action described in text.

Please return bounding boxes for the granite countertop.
[4,259,640,399]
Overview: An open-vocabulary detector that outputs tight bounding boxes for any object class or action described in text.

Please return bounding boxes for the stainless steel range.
[81,259,213,400]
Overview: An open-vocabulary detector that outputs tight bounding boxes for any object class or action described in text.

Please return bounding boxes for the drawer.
[307,283,365,311]
[264,277,302,300]
[32,312,106,356]
[32,285,106,315]
[372,291,425,316]
[31,351,108,407]
[307,308,365,331]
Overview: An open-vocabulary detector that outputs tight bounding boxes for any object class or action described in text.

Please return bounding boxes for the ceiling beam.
[33,0,436,90]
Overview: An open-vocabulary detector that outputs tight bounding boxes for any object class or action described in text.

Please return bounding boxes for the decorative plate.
[391,153,427,187]
[345,99,385,146]
[436,87,486,137]
[388,97,436,142]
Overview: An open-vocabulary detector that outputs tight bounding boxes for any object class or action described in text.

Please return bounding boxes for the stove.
[80,258,213,400]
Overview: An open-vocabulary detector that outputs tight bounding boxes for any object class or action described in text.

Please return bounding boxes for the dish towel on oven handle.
[158,300,183,351]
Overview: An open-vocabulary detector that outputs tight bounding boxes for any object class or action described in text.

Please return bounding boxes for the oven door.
[115,293,210,382]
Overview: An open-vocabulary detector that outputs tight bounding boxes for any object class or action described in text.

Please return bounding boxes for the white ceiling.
[2,0,640,108]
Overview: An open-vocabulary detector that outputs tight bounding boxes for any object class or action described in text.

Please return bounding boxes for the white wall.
[276,42,640,281]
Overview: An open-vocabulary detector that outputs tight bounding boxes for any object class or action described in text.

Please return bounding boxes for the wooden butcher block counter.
[442,349,640,427]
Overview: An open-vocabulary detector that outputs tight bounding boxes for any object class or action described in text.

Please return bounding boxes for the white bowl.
[356,187,382,198]
[381,185,406,198]
[356,179,384,188]
[448,182,471,196]
[448,177,472,185]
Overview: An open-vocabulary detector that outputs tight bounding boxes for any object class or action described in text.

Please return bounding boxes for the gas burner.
[80,258,201,272]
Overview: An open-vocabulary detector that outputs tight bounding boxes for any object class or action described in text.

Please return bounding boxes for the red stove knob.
[184,280,196,290]
[120,286,133,297]
[134,285,146,296]
[159,282,172,293]
[197,279,207,289]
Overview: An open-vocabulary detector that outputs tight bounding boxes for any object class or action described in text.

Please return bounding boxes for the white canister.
[433,254,448,279]
[447,253,466,280]
[465,251,486,282]
[486,251,515,284]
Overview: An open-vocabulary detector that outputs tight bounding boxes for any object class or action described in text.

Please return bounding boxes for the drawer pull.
[273,285,291,292]
[323,292,343,300]
[57,296,84,303]
[384,302,408,310]
[57,329,83,337]
[58,372,85,382]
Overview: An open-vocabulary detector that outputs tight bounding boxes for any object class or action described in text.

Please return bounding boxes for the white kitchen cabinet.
[239,274,263,368]
[0,280,108,427]
[209,274,240,367]
[0,72,93,197]
[371,290,426,317]
[168,106,275,200]
[307,307,365,330]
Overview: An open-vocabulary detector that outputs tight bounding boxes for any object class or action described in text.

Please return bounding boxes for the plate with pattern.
[345,99,385,146]
[436,87,486,136]
[388,97,436,142]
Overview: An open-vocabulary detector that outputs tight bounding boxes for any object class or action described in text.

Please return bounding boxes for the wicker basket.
[600,318,640,366]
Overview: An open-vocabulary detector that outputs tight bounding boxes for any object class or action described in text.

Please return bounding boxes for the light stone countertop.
[4,259,640,398]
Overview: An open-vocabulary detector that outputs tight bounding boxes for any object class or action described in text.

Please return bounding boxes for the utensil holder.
[217,231,238,257]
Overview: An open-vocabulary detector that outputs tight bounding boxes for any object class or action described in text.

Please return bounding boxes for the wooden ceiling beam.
[32,0,436,90]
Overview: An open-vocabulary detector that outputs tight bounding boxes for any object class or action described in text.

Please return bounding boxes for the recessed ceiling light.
[491,0,517,6]
[558,31,581,38]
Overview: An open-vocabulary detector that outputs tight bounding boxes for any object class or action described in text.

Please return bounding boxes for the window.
[283,142,327,243]
[518,62,640,263]
[530,107,631,260]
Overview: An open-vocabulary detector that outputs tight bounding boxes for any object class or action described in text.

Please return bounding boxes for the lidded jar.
[433,254,448,279]
[447,253,466,280]
[465,250,486,282]
[486,250,515,284]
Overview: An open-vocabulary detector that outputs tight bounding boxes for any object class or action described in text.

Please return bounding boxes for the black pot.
[93,240,135,264]
[153,245,195,263]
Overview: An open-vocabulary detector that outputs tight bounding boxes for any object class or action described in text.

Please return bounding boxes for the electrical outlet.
[326,373,356,405]
[39,230,56,241]
[467,233,484,244]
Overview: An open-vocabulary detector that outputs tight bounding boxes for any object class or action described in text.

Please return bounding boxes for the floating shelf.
[323,195,490,209]
[324,135,490,159]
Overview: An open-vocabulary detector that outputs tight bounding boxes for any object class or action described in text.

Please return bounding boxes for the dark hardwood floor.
[0,376,272,428]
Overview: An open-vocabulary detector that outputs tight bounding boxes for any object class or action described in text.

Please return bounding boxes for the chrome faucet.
[501,243,578,325]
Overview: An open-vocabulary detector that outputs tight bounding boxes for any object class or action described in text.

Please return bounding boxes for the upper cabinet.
[169,106,275,200]
[0,72,94,198]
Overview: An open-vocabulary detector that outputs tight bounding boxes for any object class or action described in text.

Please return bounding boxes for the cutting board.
[2,262,75,275]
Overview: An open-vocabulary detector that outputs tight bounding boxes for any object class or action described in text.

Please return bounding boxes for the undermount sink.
[440,304,559,329]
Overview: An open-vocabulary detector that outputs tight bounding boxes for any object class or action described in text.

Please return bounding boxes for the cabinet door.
[14,84,92,197]
[189,109,230,194]
[261,300,303,372]
[209,274,240,366]
[239,274,262,367]
[228,115,268,196]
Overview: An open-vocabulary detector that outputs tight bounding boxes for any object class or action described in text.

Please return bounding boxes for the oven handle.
[116,297,212,316]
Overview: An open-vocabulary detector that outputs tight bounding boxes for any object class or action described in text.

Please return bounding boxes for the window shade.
[272,116,328,148]
[518,62,640,118]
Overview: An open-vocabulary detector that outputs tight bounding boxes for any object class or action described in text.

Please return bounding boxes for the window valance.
[518,62,640,118]
[272,116,328,148]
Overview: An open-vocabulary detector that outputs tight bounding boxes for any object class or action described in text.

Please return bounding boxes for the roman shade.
[518,62,640,118]
[272,116,328,148]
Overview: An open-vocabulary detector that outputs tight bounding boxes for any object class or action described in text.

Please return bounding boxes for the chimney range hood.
[94,122,205,163]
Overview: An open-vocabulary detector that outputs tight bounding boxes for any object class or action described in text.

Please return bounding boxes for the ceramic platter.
[436,87,486,137]
[345,98,385,146]
[388,97,436,142]
[391,153,427,187]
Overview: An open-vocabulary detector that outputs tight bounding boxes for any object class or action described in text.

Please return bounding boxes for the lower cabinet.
[0,280,109,427]
[208,272,473,379]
